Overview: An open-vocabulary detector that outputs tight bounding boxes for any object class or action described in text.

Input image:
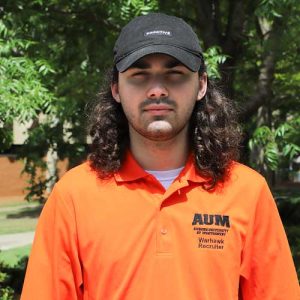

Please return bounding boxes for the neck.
[129,128,190,171]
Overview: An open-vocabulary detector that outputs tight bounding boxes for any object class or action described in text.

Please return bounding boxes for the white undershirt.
[146,167,184,190]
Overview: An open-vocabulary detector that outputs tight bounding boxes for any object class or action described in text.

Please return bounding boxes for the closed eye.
[167,71,184,75]
[165,70,187,79]
[131,71,149,77]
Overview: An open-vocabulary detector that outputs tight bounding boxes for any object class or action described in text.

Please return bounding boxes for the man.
[21,13,299,300]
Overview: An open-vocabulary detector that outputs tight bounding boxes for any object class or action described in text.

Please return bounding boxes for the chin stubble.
[147,120,172,134]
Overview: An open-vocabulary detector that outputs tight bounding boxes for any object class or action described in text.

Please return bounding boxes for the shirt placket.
[156,210,173,254]
[155,178,189,255]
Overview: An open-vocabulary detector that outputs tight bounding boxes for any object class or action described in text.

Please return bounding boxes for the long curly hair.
[88,61,241,190]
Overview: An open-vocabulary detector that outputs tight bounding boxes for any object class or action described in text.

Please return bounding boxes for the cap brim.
[116,44,202,72]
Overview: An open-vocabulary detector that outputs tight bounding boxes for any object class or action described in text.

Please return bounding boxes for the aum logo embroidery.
[192,214,230,228]
[192,213,230,250]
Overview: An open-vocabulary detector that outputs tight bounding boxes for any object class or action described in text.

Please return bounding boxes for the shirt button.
[160,228,168,235]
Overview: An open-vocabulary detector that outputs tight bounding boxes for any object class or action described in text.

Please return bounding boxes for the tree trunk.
[46,144,58,194]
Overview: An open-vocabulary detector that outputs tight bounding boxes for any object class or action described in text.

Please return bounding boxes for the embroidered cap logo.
[144,30,172,37]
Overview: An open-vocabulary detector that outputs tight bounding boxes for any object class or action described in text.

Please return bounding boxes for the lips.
[143,104,173,113]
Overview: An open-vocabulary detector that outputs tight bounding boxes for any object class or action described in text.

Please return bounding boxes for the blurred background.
[0,0,299,298]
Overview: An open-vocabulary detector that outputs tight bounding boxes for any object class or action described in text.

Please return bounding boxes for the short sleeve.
[239,180,300,299]
[21,184,83,300]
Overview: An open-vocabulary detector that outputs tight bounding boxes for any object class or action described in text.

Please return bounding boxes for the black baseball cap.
[113,13,203,72]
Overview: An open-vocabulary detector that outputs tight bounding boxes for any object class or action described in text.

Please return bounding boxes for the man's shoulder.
[59,161,94,181]
[55,161,111,191]
[228,161,266,186]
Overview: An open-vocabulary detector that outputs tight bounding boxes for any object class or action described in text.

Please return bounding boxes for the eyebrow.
[128,57,184,70]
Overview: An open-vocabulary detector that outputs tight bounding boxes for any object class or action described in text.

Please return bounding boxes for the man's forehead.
[128,54,185,70]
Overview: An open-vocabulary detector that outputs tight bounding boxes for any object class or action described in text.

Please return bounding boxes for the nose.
[146,80,168,100]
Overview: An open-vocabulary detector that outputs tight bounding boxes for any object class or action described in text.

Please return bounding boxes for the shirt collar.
[179,154,207,184]
[114,151,207,184]
[114,151,149,182]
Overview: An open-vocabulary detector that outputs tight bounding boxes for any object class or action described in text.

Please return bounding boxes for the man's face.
[111,53,207,142]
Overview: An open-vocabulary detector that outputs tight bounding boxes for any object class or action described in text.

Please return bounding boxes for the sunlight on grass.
[0,202,42,234]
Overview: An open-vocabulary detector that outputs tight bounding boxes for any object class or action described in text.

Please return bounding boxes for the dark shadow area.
[273,187,300,281]
[276,200,300,226]
[274,188,300,226]
[0,255,28,298]
[6,205,43,219]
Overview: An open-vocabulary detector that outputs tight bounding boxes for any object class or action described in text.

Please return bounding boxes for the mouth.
[143,105,173,115]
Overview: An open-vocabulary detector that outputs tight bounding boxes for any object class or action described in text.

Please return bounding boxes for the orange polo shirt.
[21,153,299,299]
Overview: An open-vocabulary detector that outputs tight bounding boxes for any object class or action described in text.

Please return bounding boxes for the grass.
[0,201,42,235]
[0,245,31,267]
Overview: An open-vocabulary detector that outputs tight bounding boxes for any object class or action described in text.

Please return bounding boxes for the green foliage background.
[1,0,299,179]
[0,0,299,296]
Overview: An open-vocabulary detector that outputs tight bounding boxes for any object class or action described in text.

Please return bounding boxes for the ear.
[196,73,208,101]
[111,82,121,103]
